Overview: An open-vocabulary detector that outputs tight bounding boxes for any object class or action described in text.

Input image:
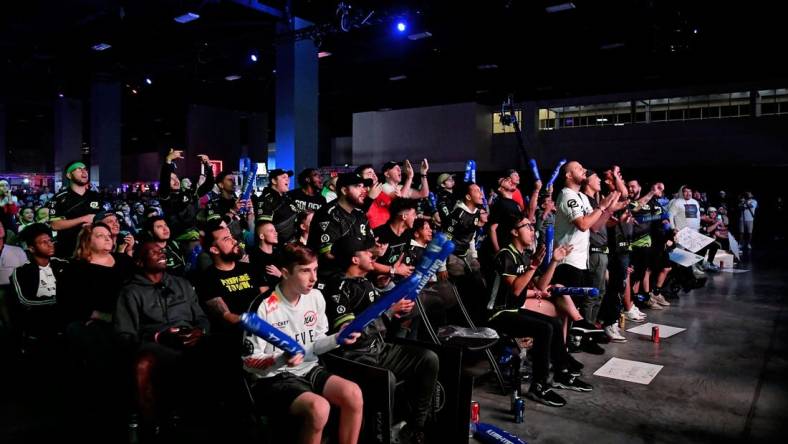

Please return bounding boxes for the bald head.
[564,161,587,189]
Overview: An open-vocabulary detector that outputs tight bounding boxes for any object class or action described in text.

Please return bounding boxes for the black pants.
[599,252,630,327]
[375,343,439,429]
[488,309,568,386]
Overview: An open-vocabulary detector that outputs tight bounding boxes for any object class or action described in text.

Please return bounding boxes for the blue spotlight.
[396,21,407,32]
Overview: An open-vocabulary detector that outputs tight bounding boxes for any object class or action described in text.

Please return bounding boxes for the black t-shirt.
[253,188,299,243]
[60,253,136,322]
[196,262,261,317]
[323,274,385,354]
[491,245,531,313]
[308,201,375,280]
[288,188,326,213]
[445,204,480,256]
[247,247,281,291]
[47,187,101,257]
[489,196,522,250]
[373,224,413,267]
[436,188,455,223]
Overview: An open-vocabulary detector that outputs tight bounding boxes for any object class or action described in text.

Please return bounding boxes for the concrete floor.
[472,249,788,444]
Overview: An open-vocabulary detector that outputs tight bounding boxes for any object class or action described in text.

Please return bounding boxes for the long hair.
[73,222,112,261]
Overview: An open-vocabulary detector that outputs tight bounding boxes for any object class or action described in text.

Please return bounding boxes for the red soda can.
[652,325,660,343]
[470,401,480,423]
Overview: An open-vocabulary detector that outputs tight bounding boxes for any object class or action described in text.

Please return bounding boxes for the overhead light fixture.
[58,93,64,98]
[396,21,407,32]
[407,31,432,41]
[389,75,407,81]
[596,117,608,122]
[145,78,153,85]
[545,2,576,13]
[225,75,242,81]
[91,43,112,51]
[174,12,200,24]
[477,64,498,70]
[614,123,625,126]
[600,42,625,50]
[318,51,332,58]
[250,54,258,62]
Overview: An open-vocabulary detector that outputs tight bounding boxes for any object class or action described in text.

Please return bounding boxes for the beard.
[220,246,244,262]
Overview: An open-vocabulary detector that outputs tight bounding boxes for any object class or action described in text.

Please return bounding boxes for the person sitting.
[323,235,439,444]
[142,216,186,276]
[488,216,592,407]
[10,223,67,350]
[115,239,210,432]
[242,243,363,444]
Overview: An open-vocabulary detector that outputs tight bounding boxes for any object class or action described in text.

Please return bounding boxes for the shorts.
[552,264,591,287]
[250,365,333,415]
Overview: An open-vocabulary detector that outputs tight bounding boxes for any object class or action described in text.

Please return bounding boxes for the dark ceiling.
[1,0,786,141]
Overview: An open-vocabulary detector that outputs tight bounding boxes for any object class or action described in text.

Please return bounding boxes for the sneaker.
[526,382,567,407]
[651,292,671,306]
[604,324,627,343]
[645,298,664,310]
[624,306,647,322]
[579,336,605,355]
[570,319,604,335]
[553,372,593,392]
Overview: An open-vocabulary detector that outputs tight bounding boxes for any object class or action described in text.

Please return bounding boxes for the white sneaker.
[651,292,671,306]
[624,307,647,322]
[605,324,627,343]
[645,298,664,310]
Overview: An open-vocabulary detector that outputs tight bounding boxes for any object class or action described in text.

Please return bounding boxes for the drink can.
[652,325,660,343]
[619,313,626,329]
[510,390,520,413]
[469,401,480,437]
[514,398,525,423]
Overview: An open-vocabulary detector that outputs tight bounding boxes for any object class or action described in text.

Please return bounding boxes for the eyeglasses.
[516,223,535,231]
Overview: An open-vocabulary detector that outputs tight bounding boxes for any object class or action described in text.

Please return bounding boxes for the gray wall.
[352,102,494,172]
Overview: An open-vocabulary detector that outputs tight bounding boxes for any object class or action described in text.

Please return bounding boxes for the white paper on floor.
[627,322,686,338]
[719,268,750,273]
[593,357,663,385]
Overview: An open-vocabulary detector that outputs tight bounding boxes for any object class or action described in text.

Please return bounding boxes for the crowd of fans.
[0,151,764,444]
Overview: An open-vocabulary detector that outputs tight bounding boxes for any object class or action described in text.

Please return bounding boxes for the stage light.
[546,3,576,13]
[396,21,407,32]
[23,178,30,184]
[318,51,332,58]
[145,78,152,85]
[174,12,200,24]
[58,93,64,98]
[225,75,242,81]
[250,54,258,62]
[91,43,111,51]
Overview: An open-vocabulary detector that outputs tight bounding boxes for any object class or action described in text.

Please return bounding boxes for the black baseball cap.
[269,169,294,180]
[381,161,403,173]
[332,235,376,270]
[336,172,373,190]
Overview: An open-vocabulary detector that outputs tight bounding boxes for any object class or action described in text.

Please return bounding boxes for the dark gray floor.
[472,251,788,443]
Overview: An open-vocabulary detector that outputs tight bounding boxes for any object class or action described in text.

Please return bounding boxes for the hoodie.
[114,272,210,345]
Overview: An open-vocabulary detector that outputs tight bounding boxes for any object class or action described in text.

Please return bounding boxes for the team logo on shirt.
[321,234,330,243]
[90,201,100,209]
[304,310,318,327]
[516,265,525,274]
[360,224,367,236]
[336,306,346,314]
[331,294,341,303]
[567,199,578,208]
[320,221,330,231]
[368,291,376,302]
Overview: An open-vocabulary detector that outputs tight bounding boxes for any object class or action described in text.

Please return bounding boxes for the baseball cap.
[381,161,403,173]
[336,173,373,190]
[437,173,455,186]
[269,169,294,180]
[331,235,376,270]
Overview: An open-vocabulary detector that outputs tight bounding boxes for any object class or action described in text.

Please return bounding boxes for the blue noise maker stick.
[336,274,421,344]
[411,234,455,295]
[428,192,437,211]
[546,158,567,190]
[550,287,600,298]
[528,159,541,182]
[470,160,477,184]
[540,224,554,269]
[464,160,475,183]
[239,163,259,215]
[240,312,306,356]
[474,422,528,444]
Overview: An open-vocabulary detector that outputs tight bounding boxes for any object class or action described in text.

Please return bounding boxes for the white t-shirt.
[36,264,58,300]
[741,199,758,222]
[668,198,701,231]
[243,287,340,380]
[554,187,592,270]
[0,244,28,285]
